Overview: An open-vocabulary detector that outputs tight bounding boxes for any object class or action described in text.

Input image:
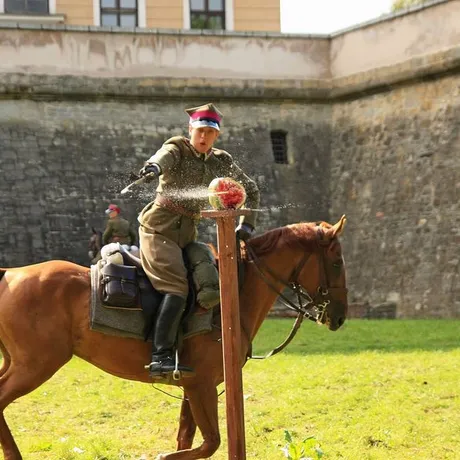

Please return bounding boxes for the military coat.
[103,215,136,246]
[138,136,260,230]
[137,136,260,296]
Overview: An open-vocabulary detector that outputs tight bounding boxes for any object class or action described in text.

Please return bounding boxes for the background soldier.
[103,204,137,247]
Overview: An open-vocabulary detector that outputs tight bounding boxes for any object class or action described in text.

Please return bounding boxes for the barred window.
[5,0,48,14]
[101,0,138,27]
[190,0,225,30]
[270,130,288,164]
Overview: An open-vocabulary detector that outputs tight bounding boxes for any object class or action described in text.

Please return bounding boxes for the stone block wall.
[330,74,460,318]
[0,93,331,267]
[2,0,460,318]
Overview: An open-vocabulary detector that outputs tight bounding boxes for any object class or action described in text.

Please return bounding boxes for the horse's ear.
[91,227,97,234]
[328,215,346,239]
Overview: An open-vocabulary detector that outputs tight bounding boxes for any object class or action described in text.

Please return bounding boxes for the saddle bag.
[101,263,138,307]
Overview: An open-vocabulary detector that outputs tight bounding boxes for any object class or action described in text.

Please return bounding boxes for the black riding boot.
[148,294,194,376]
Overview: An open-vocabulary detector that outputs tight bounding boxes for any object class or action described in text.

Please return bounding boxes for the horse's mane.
[208,221,329,263]
[242,221,325,261]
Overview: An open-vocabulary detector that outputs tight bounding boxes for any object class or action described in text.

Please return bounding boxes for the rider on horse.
[90,204,137,264]
[137,103,260,376]
[103,204,137,247]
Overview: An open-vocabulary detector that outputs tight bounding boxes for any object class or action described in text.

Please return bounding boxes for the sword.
[120,173,156,195]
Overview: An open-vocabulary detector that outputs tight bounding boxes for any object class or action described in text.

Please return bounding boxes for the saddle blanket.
[89,264,214,341]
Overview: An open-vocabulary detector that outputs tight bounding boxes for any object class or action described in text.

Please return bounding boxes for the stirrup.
[144,350,194,379]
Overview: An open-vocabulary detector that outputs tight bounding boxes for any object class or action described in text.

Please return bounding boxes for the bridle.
[246,227,341,322]
[246,226,347,359]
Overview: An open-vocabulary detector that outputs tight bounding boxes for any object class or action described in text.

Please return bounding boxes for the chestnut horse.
[0,216,348,460]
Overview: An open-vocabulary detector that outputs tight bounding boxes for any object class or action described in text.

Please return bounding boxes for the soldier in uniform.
[103,204,137,247]
[138,103,260,376]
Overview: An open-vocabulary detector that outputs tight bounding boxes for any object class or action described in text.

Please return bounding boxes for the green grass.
[2,319,459,459]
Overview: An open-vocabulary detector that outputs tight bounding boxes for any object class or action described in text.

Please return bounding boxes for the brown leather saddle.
[99,248,196,341]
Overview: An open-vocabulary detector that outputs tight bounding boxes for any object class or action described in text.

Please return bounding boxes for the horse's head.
[297,215,348,331]
[88,227,103,260]
[246,215,348,332]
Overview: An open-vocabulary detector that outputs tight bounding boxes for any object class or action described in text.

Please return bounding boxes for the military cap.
[105,203,120,214]
[185,103,223,131]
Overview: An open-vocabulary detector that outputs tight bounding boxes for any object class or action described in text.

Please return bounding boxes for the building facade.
[0,0,280,32]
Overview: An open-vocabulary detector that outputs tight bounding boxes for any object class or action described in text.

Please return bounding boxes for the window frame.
[93,0,146,27]
[190,0,225,30]
[183,0,233,31]
[3,0,49,15]
[100,0,138,27]
[270,130,289,165]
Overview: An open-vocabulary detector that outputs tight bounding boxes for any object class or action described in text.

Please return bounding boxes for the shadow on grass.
[252,318,460,355]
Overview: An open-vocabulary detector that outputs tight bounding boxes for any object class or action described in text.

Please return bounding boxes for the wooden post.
[201,209,251,460]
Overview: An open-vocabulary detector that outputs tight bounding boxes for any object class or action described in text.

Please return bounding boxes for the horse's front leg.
[176,392,197,451]
[156,385,219,460]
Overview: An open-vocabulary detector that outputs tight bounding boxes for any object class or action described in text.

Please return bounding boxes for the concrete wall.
[0,28,329,80]
[330,0,460,78]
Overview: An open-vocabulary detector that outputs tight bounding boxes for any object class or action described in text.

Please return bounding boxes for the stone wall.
[330,74,460,318]
[1,0,460,317]
[0,94,331,267]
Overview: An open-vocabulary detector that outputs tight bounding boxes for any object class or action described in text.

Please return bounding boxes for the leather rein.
[246,227,342,359]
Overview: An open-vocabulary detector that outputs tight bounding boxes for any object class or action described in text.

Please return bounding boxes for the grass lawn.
[2,319,459,459]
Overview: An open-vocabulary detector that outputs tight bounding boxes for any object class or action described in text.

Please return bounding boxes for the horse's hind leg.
[157,385,219,460]
[176,393,197,451]
[0,357,70,459]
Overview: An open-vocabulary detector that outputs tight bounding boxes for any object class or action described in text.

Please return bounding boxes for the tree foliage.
[391,0,429,12]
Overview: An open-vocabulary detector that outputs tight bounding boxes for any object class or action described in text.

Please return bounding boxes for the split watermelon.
[208,177,247,210]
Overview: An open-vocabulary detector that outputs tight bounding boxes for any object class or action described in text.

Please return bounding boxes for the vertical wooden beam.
[201,209,251,460]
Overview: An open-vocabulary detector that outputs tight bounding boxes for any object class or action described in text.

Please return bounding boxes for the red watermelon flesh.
[209,178,247,210]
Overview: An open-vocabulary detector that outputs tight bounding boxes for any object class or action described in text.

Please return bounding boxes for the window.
[5,0,48,14]
[190,0,225,30]
[270,130,288,164]
[100,0,137,27]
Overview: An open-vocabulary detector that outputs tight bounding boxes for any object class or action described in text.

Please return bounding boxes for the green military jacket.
[138,136,260,229]
[103,215,136,246]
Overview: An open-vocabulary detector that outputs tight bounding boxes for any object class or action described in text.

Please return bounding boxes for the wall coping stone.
[1,45,459,102]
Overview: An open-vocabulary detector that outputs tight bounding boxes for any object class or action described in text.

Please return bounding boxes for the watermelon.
[208,177,247,210]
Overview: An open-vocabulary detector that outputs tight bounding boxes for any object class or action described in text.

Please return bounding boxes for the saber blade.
[120,174,154,195]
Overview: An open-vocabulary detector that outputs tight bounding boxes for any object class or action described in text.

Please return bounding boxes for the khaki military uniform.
[138,135,260,297]
[103,215,137,246]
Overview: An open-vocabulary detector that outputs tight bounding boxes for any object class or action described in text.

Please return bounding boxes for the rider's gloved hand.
[139,163,161,178]
[235,223,254,242]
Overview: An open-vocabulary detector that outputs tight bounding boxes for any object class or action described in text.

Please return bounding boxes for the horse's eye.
[333,260,343,268]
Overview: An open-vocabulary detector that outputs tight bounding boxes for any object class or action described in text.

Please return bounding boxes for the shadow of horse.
[0,216,348,460]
